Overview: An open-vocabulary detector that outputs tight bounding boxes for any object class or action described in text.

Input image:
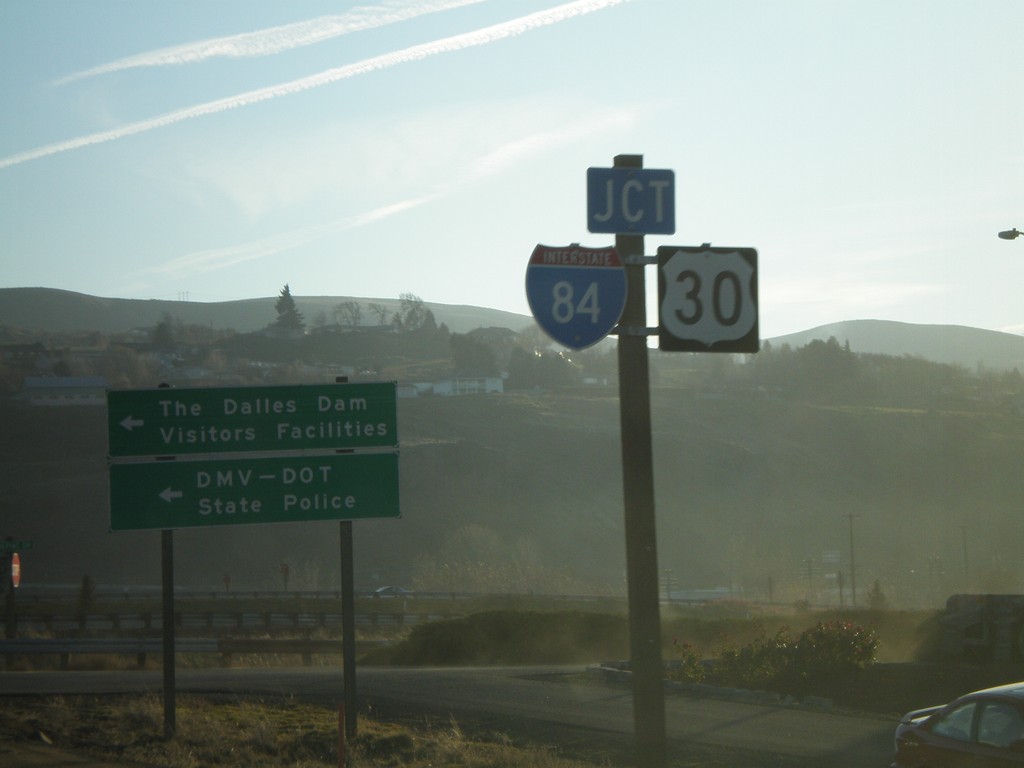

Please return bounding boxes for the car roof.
[964,682,1024,700]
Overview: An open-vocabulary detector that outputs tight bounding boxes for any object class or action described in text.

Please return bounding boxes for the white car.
[893,682,1024,767]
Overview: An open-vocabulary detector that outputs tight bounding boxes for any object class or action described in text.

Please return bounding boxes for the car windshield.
[931,702,977,743]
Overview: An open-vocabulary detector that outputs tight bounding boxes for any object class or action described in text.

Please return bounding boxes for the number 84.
[552,281,601,324]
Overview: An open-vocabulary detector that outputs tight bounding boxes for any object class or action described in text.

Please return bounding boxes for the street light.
[998,228,1022,240]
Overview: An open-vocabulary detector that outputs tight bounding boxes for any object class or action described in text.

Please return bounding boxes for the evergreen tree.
[866,579,888,610]
[273,284,305,333]
[151,312,178,351]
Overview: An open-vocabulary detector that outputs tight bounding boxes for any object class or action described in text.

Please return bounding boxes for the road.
[0,666,895,766]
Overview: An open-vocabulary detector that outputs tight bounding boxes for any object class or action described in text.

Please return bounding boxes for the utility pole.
[960,525,969,591]
[845,514,859,606]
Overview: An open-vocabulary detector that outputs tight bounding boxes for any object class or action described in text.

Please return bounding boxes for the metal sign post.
[340,521,357,739]
[161,529,175,739]
[107,380,401,745]
[527,153,758,767]
[610,153,667,768]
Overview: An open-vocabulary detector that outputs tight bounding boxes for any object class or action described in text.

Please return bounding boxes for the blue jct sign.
[525,244,626,350]
[587,167,675,235]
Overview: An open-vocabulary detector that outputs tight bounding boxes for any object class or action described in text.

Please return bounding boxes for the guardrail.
[4,610,435,634]
[0,636,380,670]
[9,587,627,603]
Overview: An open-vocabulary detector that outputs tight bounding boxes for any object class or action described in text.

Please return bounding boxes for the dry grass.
[0,693,604,767]
[3,662,1016,767]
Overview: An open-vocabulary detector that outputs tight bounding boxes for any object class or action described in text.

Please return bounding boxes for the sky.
[1,0,1022,339]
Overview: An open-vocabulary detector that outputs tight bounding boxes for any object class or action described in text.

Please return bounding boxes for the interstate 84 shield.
[525,244,626,350]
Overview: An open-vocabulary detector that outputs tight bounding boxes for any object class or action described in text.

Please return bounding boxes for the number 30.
[666,270,743,326]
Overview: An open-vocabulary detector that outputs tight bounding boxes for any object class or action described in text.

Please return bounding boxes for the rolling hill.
[4,289,1024,606]
[0,288,534,336]
[4,288,1024,371]
[770,320,1024,372]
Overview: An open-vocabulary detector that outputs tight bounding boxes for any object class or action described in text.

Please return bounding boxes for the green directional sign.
[109,452,399,531]
[107,382,397,458]
[0,540,32,553]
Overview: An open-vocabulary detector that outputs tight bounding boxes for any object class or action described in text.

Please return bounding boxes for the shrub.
[714,626,792,689]
[785,620,878,685]
[667,638,705,684]
[364,610,629,665]
[709,620,878,693]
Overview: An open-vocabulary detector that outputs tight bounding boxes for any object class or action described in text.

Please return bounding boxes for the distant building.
[431,376,504,396]
[396,384,420,399]
[401,376,505,397]
[19,376,108,406]
[1,342,48,366]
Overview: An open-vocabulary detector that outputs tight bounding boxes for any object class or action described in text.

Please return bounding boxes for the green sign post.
[107,381,399,740]
[0,540,32,553]
[108,382,397,457]
[109,451,398,531]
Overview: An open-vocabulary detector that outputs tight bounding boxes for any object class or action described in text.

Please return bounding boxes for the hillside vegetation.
[4,350,1024,606]
[3,291,1024,606]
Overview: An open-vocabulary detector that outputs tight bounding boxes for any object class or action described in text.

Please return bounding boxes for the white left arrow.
[120,415,145,431]
[159,488,183,503]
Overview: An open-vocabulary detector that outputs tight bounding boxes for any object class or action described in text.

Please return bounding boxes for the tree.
[334,301,363,327]
[273,284,305,333]
[367,302,389,326]
[94,345,158,388]
[151,312,178,351]
[866,580,888,610]
[392,292,433,333]
[506,347,579,389]
[450,333,498,375]
[419,308,438,335]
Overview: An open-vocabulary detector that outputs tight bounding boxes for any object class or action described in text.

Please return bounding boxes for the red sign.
[11,552,20,588]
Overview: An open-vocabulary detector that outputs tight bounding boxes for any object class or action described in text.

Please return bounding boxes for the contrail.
[144,106,633,281]
[147,196,437,279]
[53,0,487,85]
[0,0,627,171]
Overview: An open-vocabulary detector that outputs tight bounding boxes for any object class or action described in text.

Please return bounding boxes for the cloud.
[146,103,633,282]
[1,0,628,171]
[144,194,439,280]
[53,0,487,85]
[469,107,635,179]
